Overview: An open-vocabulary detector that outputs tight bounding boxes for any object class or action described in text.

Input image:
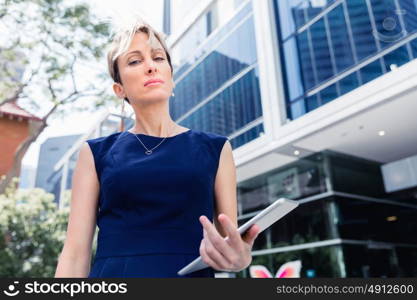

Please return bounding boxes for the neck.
[129,99,177,136]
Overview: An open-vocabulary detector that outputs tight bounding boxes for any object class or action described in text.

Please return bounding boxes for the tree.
[0,177,97,277]
[0,0,117,193]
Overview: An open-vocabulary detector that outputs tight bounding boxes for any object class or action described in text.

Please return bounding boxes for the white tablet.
[177,197,299,276]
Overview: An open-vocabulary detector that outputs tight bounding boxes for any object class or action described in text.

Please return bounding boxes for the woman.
[54,19,260,278]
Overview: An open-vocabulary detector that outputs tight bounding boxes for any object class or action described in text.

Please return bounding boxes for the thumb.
[242,224,260,246]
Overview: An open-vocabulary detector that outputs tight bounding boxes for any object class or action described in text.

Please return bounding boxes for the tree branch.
[1,60,42,105]
[70,54,78,93]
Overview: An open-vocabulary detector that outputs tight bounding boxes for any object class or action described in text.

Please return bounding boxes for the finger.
[203,228,234,269]
[218,213,242,247]
[242,224,261,246]
[200,238,222,271]
[203,226,234,266]
[200,215,235,258]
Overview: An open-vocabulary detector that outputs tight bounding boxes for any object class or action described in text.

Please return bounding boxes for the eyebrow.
[125,48,165,59]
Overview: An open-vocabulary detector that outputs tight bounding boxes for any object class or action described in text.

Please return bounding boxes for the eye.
[128,60,141,65]
[128,57,164,65]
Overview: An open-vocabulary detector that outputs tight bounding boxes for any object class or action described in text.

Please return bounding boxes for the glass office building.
[165,0,417,277]
[236,150,417,277]
[275,0,417,120]
[170,1,264,149]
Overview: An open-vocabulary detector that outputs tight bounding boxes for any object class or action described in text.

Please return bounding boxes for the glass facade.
[171,2,218,69]
[342,244,417,277]
[171,0,206,31]
[235,150,417,278]
[274,0,417,120]
[172,1,264,149]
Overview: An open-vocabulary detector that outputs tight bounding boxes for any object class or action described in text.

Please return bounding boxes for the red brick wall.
[0,116,30,177]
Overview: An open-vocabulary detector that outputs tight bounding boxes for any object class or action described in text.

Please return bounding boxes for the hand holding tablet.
[177,197,299,276]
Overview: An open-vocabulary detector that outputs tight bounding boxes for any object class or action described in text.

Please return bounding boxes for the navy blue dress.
[85,129,228,278]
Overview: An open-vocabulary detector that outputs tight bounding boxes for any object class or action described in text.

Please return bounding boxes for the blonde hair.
[106,18,173,103]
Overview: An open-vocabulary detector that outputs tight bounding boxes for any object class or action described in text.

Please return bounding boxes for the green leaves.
[0,178,97,277]
[1,0,112,110]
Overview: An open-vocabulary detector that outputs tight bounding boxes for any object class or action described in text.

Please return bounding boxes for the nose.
[145,58,157,74]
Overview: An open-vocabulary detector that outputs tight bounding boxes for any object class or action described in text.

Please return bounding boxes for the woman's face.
[114,31,173,105]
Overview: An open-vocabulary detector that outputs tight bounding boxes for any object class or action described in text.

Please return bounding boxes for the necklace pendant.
[145,150,153,155]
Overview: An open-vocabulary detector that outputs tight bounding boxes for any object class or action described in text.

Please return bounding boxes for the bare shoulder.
[80,141,94,161]
[219,139,234,164]
[77,142,96,174]
[221,139,233,153]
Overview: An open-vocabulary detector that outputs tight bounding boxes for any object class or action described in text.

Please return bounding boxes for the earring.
[171,92,175,97]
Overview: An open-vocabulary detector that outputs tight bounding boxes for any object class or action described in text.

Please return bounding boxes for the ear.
[113,82,126,99]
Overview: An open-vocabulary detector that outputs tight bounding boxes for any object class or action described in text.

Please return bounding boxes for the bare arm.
[54,141,99,277]
[213,140,238,238]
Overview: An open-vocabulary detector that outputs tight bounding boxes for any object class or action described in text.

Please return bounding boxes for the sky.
[21,0,164,168]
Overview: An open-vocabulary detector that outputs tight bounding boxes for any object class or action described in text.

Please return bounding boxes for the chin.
[140,95,170,103]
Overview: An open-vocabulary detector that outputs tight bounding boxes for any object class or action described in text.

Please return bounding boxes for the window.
[346,0,378,61]
[327,4,355,72]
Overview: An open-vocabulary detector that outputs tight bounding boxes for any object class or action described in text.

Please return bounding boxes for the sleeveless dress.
[85,128,228,278]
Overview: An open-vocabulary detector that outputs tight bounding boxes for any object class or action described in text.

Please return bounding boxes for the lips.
[144,79,164,86]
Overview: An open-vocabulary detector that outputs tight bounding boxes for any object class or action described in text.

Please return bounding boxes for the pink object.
[249,260,302,278]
